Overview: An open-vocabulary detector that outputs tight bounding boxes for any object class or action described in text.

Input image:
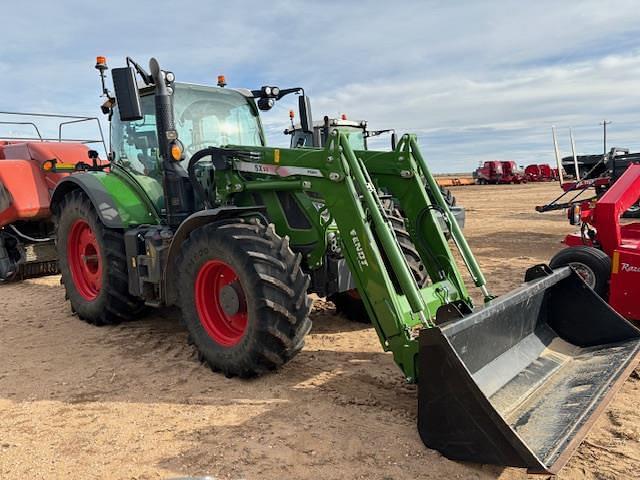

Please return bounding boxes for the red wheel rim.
[195,260,248,347]
[67,219,102,300]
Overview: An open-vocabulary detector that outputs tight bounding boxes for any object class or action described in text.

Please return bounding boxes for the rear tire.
[177,220,312,378]
[56,191,144,325]
[549,246,611,298]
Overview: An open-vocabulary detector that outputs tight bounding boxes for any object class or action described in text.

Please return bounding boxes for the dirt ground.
[1,182,638,480]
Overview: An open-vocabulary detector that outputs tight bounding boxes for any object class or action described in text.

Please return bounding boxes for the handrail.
[0,111,106,153]
[0,121,43,140]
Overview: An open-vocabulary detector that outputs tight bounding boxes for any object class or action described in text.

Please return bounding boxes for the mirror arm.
[249,87,303,100]
[276,87,303,100]
[366,128,395,138]
[126,57,153,85]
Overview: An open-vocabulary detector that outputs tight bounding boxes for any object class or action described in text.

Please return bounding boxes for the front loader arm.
[215,133,483,380]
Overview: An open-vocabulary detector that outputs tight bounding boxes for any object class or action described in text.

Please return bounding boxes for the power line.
[600,119,611,156]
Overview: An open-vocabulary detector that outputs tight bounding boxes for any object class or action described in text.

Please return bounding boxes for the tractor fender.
[51,174,124,228]
[162,206,266,305]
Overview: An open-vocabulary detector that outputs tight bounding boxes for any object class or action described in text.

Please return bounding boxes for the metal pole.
[600,120,611,158]
[570,128,579,181]
[552,126,564,184]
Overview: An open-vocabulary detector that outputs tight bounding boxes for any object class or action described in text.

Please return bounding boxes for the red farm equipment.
[0,112,106,281]
[473,160,503,184]
[525,163,558,182]
[474,160,524,184]
[538,163,554,181]
[546,163,640,321]
[525,164,542,181]
[500,160,525,183]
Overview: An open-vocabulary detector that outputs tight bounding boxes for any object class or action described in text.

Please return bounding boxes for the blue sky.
[2,0,640,172]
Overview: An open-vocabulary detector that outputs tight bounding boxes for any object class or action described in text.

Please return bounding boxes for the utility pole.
[600,120,611,157]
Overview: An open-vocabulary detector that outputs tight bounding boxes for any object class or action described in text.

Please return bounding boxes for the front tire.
[56,191,143,325]
[549,246,611,298]
[177,220,312,378]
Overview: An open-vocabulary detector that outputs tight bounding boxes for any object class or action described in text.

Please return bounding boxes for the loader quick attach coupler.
[417,266,640,473]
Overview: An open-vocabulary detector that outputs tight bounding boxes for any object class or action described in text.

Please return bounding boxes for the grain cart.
[51,57,640,474]
[473,160,503,184]
[500,160,526,184]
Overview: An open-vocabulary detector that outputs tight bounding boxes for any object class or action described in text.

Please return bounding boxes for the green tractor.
[50,56,640,474]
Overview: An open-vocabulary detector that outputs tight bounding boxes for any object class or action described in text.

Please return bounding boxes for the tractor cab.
[110,82,266,211]
[285,115,368,150]
[111,82,265,173]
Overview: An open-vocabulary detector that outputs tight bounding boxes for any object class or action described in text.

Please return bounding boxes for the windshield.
[316,125,366,149]
[111,83,264,175]
[340,127,366,150]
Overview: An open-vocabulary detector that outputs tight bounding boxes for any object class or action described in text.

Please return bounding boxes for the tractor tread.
[262,299,298,324]
[246,251,287,271]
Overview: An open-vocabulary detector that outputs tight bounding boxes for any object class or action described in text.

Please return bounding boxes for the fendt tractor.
[50,57,640,473]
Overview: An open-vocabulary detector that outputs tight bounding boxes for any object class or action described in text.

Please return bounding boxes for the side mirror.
[299,95,313,134]
[112,67,142,121]
[391,132,398,150]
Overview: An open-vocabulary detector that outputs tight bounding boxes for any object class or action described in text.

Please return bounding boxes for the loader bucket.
[418,266,640,473]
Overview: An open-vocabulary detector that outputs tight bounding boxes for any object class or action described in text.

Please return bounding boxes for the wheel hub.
[569,262,596,288]
[219,282,244,316]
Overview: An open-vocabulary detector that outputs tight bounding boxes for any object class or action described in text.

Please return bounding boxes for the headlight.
[165,71,175,83]
[263,86,272,96]
[271,86,280,97]
[257,97,276,111]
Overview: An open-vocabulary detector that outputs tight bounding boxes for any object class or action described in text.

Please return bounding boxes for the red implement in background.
[0,142,95,225]
[0,111,106,281]
[499,160,525,184]
[525,163,558,182]
[559,164,640,321]
[474,160,524,184]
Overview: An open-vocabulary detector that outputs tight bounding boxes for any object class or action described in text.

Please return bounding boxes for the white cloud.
[1,1,640,171]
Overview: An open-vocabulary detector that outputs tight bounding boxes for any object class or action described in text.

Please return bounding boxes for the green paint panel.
[93,170,161,226]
